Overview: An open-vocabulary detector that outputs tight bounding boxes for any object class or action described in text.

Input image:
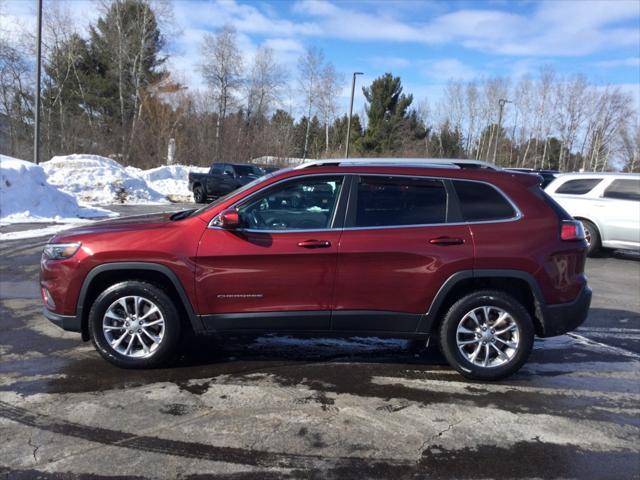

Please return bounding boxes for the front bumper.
[539,285,592,337]
[43,308,81,333]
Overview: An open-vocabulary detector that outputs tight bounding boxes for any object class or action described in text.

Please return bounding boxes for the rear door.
[332,175,474,333]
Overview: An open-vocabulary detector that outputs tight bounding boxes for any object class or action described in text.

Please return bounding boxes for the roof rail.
[294,158,498,170]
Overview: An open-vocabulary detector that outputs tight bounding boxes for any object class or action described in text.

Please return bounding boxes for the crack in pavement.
[417,419,463,455]
[27,435,40,463]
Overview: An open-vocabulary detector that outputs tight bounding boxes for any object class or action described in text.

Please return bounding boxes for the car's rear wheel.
[88,281,181,368]
[439,290,534,380]
[193,185,206,204]
[580,219,601,257]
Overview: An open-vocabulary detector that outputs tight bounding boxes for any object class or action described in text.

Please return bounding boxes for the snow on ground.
[43,154,167,205]
[0,223,88,241]
[0,155,113,224]
[126,164,207,201]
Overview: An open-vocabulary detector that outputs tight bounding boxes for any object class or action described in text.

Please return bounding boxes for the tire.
[439,290,534,381]
[88,281,181,369]
[193,185,206,204]
[580,219,601,257]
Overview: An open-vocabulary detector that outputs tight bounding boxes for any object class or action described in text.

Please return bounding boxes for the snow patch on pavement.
[0,223,88,241]
[43,154,167,205]
[0,155,112,224]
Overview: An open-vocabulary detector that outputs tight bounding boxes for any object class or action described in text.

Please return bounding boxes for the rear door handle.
[297,239,332,249]
[429,236,464,246]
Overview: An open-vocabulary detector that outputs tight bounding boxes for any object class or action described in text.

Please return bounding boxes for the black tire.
[193,185,206,204]
[580,219,601,257]
[88,281,181,368]
[439,290,534,381]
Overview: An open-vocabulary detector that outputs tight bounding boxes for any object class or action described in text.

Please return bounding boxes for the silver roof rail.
[294,158,498,170]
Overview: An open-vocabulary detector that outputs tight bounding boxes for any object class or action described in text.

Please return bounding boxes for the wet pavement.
[1,207,639,479]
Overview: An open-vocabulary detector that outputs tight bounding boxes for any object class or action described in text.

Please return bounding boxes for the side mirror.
[217,208,240,229]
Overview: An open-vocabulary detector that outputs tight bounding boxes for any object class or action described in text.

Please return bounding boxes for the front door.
[196,175,346,332]
[333,175,474,333]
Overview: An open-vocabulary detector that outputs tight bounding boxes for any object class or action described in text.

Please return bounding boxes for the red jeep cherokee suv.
[41,159,591,380]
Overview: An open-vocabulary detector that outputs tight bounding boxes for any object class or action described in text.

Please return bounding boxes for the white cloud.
[594,57,640,69]
[291,0,640,57]
[422,59,481,83]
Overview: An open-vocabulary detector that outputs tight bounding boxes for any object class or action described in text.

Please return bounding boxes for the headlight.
[43,242,81,260]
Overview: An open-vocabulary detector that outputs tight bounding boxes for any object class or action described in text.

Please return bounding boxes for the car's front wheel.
[439,290,534,380]
[88,281,181,368]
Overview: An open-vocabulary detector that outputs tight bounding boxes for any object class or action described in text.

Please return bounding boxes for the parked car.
[545,172,640,256]
[188,163,264,203]
[41,158,591,380]
[505,168,558,188]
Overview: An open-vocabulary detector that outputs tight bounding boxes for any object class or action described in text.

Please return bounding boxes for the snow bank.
[43,154,167,205]
[127,164,207,201]
[0,155,112,224]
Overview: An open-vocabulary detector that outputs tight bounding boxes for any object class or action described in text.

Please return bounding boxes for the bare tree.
[297,47,325,159]
[245,46,286,121]
[201,24,242,161]
[317,63,342,154]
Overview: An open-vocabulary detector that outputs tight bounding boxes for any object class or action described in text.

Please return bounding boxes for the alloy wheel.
[102,295,165,358]
[456,305,520,368]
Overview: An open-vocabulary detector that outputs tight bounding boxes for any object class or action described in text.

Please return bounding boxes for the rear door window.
[354,176,447,227]
[452,180,517,222]
[603,179,640,201]
[555,178,602,195]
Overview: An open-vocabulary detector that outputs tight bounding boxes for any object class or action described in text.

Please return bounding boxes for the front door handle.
[297,239,332,249]
[429,236,464,246]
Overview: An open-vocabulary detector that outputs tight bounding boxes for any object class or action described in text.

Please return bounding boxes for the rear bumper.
[44,308,81,333]
[539,285,592,337]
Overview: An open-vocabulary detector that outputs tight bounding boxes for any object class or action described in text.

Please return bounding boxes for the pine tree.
[361,73,423,153]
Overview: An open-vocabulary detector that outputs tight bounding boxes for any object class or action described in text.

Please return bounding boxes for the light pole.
[345,71,363,158]
[34,0,43,164]
[492,98,511,165]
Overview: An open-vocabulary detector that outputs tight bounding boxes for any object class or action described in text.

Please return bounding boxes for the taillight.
[560,220,586,241]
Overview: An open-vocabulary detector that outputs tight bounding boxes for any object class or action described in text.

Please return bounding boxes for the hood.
[50,212,175,242]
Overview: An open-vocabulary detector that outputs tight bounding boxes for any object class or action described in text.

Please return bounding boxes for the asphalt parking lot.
[1,205,639,479]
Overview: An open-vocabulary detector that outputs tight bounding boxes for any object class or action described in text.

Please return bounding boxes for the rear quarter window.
[603,179,640,201]
[554,178,602,195]
[453,180,517,222]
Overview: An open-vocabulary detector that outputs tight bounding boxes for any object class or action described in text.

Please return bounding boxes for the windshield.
[235,165,262,176]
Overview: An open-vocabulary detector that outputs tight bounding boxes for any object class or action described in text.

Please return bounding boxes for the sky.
[2,0,639,116]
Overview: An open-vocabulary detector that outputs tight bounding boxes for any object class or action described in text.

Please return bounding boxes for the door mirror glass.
[217,208,240,229]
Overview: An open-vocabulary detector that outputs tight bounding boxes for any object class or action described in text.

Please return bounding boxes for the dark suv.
[41,159,591,380]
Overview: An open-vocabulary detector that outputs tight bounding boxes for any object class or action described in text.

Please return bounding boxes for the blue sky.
[3,0,639,113]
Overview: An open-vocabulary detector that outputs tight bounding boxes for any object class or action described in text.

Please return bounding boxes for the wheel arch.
[418,269,547,337]
[77,262,204,341]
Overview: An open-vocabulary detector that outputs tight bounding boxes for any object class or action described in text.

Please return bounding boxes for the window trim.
[208,173,350,233]
[208,173,522,233]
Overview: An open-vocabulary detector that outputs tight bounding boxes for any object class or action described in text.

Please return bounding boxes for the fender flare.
[77,262,204,339]
[416,269,546,333]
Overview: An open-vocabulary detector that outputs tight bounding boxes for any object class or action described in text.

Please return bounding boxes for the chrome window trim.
[208,172,523,232]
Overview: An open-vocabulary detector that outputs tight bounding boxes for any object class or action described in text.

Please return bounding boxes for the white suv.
[545,173,640,256]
